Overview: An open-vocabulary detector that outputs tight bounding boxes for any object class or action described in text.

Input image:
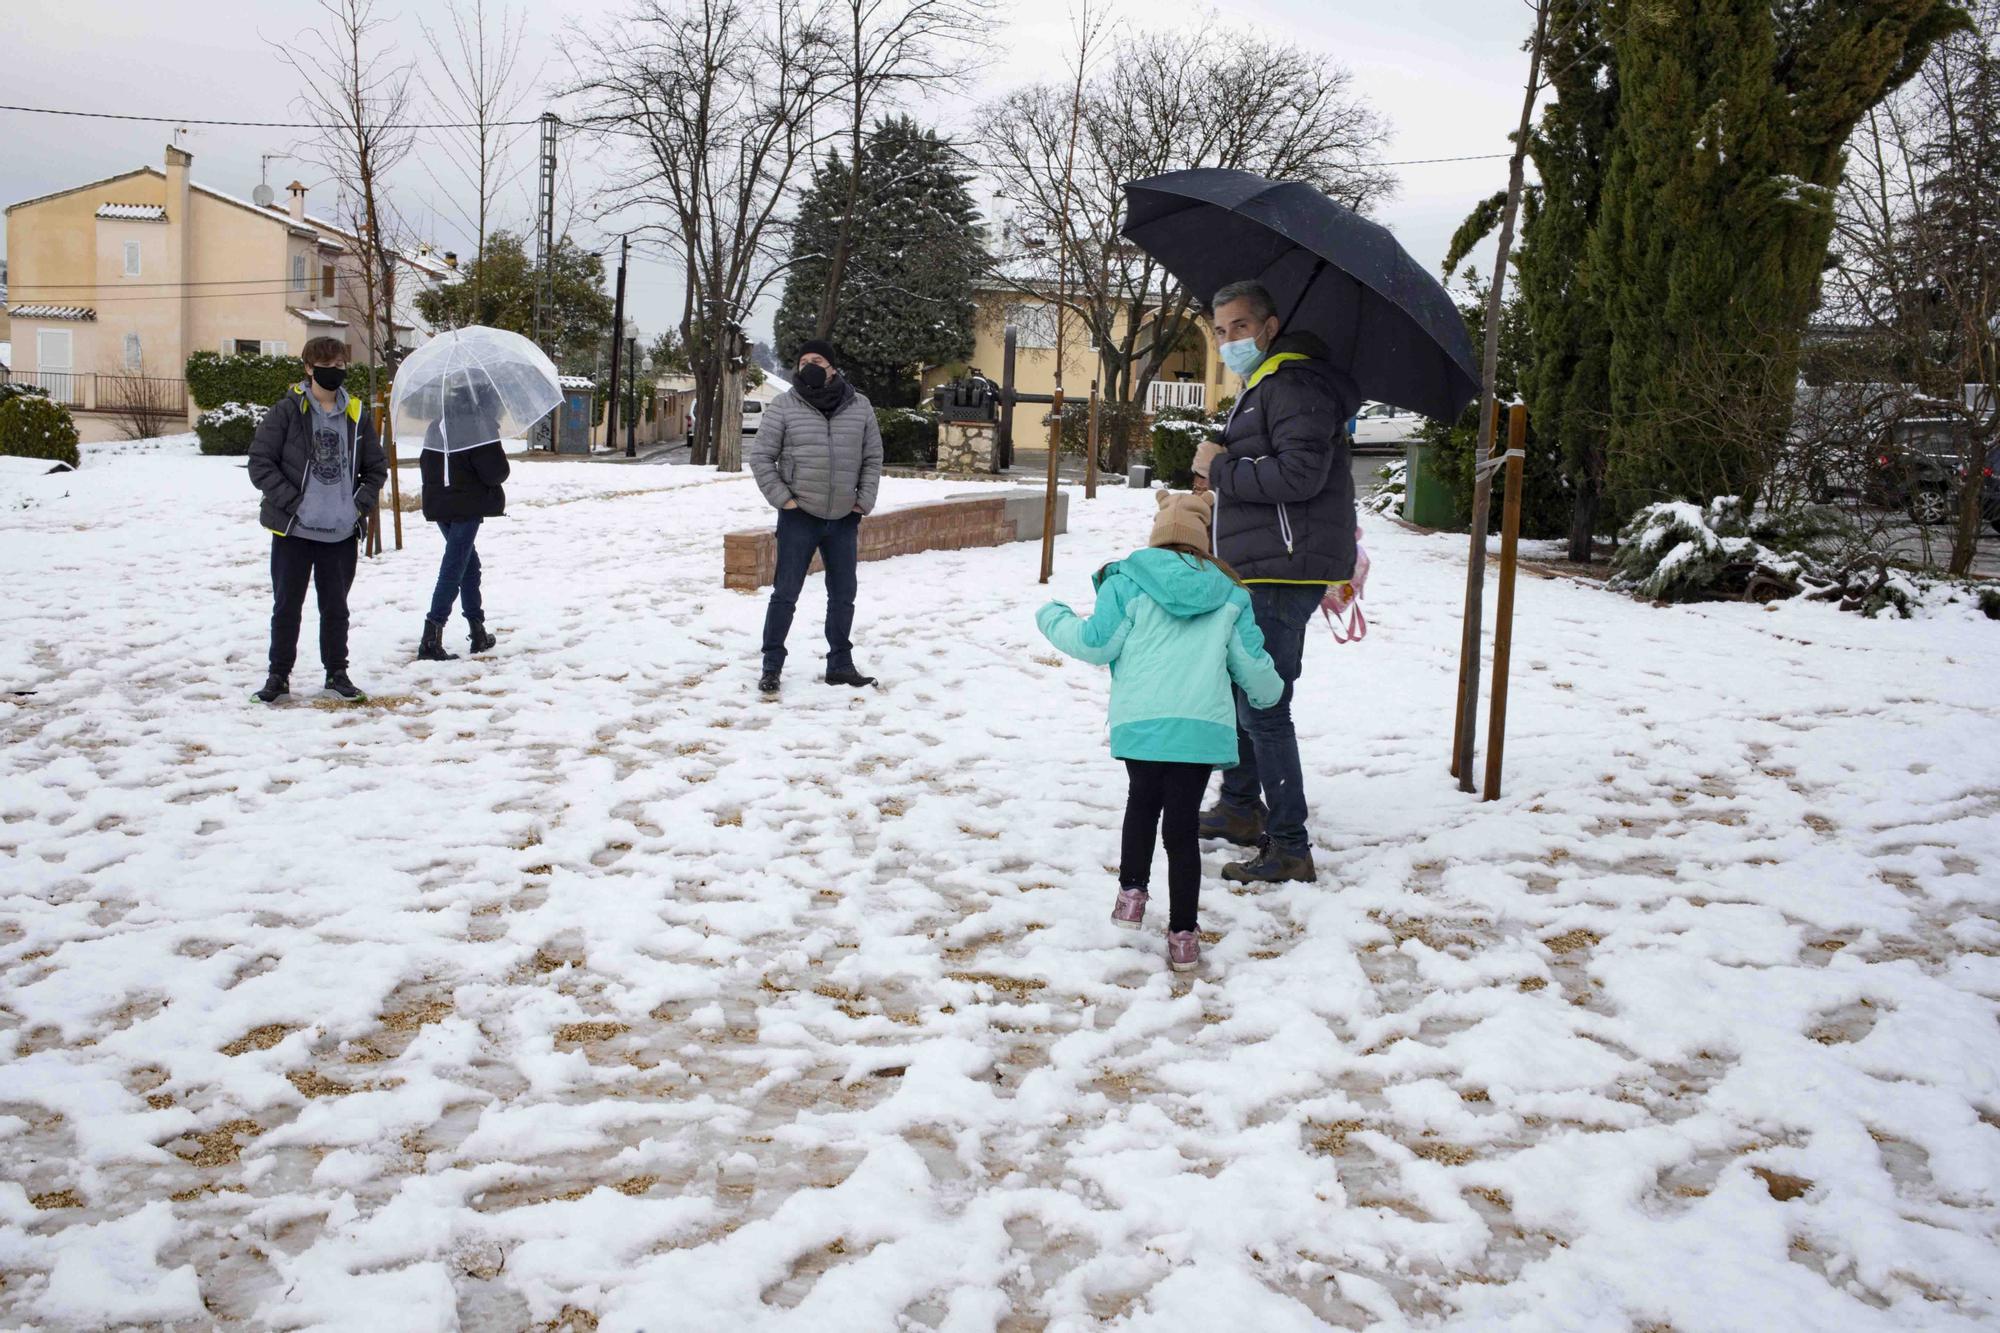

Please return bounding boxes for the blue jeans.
[1218,583,1320,854]
[761,507,860,674]
[427,519,484,626]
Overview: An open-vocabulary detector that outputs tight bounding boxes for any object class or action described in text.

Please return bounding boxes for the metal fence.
[0,370,188,415]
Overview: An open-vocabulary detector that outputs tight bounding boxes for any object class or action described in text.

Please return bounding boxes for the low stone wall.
[724,489,1068,591]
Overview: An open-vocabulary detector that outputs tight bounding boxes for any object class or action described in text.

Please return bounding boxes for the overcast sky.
[2,0,1538,351]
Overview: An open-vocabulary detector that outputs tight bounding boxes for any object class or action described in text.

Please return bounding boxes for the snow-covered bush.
[1149,415,1211,489]
[875,406,938,468]
[1611,495,1998,621]
[197,402,265,457]
[0,392,80,469]
[1364,459,1407,516]
[0,380,51,407]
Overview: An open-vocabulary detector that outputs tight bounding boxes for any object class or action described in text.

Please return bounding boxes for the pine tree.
[774,117,984,406]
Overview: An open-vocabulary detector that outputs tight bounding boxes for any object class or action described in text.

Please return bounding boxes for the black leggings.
[1121,759,1214,933]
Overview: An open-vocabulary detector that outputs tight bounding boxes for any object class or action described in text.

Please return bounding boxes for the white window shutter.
[124,241,142,277]
[124,333,143,371]
[271,341,287,356]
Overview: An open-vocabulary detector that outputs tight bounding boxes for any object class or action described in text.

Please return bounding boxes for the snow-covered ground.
[2,435,1997,1331]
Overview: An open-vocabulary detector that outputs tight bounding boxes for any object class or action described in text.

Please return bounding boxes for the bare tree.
[277,0,419,372]
[810,0,994,340]
[569,0,839,468]
[421,0,538,318]
[983,25,1393,407]
[100,360,184,441]
[1825,0,2000,575]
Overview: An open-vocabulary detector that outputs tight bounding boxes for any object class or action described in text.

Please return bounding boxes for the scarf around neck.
[798,372,852,418]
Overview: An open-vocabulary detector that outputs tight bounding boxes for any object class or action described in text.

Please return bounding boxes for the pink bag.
[1320,526,1369,643]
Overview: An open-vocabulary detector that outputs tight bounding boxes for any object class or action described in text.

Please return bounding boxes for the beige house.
[921,277,1228,415]
[4,144,448,437]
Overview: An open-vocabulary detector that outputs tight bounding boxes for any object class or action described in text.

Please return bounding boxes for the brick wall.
[723,491,1065,591]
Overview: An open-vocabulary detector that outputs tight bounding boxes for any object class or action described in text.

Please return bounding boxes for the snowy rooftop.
[96,203,166,221]
[5,305,96,321]
[287,307,347,326]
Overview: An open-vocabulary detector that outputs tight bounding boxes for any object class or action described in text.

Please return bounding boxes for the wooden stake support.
[1451,399,1504,780]
[1484,404,1527,801]
[1085,383,1100,499]
[381,382,403,552]
[1039,388,1065,583]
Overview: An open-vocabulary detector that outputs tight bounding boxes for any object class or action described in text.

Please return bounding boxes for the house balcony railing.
[1147,380,1206,413]
[0,370,188,416]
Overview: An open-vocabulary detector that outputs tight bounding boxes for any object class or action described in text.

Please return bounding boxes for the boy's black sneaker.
[1220,843,1317,885]
[323,672,367,702]
[253,675,289,705]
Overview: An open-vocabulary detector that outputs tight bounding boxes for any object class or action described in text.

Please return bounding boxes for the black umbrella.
[1122,168,1480,423]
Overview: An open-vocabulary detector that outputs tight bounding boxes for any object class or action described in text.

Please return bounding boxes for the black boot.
[825,666,878,688]
[758,671,782,695]
[252,674,289,705]
[1221,841,1318,885]
[1198,802,1266,848]
[323,670,367,702]
[418,620,459,661]
[467,617,497,655]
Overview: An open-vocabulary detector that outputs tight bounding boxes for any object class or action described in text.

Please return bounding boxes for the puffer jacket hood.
[1107,547,1237,619]
[1039,545,1283,766]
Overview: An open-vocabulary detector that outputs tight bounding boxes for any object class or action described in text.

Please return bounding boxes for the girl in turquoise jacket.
[1037,491,1284,971]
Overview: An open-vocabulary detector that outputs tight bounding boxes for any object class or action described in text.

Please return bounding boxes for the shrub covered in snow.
[1149,414,1212,489]
[185,351,373,412]
[196,402,265,457]
[876,407,938,469]
[0,392,80,469]
[1611,496,1998,620]
[0,380,52,407]
[1363,459,1407,516]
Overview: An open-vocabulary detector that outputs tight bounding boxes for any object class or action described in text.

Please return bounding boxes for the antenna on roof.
[256,154,291,210]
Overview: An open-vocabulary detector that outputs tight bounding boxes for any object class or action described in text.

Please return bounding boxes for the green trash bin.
[1403,439,1455,528]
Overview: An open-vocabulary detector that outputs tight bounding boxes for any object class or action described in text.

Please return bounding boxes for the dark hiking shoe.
[1198,802,1267,848]
[418,620,459,662]
[253,675,289,705]
[758,672,782,695]
[467,618,497,655]
[825,667,878,688]
[1221,843,1318,885]
[323,672,367,702]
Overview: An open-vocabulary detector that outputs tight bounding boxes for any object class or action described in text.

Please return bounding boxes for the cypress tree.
[1592,0,1964,514]
[775,118,984,406]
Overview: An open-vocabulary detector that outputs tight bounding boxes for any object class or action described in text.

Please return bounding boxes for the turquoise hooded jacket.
[1036,547,1285,766]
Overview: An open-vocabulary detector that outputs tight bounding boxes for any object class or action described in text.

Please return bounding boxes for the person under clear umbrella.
[417,380,509,661]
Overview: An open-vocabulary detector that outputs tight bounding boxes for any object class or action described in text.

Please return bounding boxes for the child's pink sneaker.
[1167,930,1200,972]
[1111,887,1148,931]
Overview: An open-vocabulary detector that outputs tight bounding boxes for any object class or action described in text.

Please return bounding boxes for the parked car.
[1350,400,1419,452]
[741,398,763,437]
[1868,418,1979,526]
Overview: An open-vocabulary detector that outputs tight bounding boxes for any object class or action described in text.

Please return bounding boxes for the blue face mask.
[1220,337,1264,377]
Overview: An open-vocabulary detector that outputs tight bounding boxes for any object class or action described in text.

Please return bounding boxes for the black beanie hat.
[795,338,836,365]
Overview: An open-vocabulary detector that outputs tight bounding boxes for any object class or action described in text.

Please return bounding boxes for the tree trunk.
[815,23,867,340]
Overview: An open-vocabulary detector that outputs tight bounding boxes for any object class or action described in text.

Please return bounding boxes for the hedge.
[878,407,939,468]
[0,393,81,468]
[1056,400,1148,464]
[1150,418,1211,489]
[186,351,374,412]
[196,402,265,456]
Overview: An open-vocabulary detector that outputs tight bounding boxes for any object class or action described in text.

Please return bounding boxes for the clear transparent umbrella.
[390,326,562,455]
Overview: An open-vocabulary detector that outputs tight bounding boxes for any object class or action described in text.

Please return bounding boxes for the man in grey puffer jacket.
[748,339,885,694]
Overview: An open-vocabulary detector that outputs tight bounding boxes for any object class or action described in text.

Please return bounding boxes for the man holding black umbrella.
[1192,280,1360,884]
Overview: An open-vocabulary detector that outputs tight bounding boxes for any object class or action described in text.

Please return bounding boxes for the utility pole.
[626,335,639,457]
[605,234,629,452]
[534,113,560,355]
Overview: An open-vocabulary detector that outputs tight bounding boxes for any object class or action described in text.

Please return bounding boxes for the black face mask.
[311,366,348,392]
[795,363,829,390]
